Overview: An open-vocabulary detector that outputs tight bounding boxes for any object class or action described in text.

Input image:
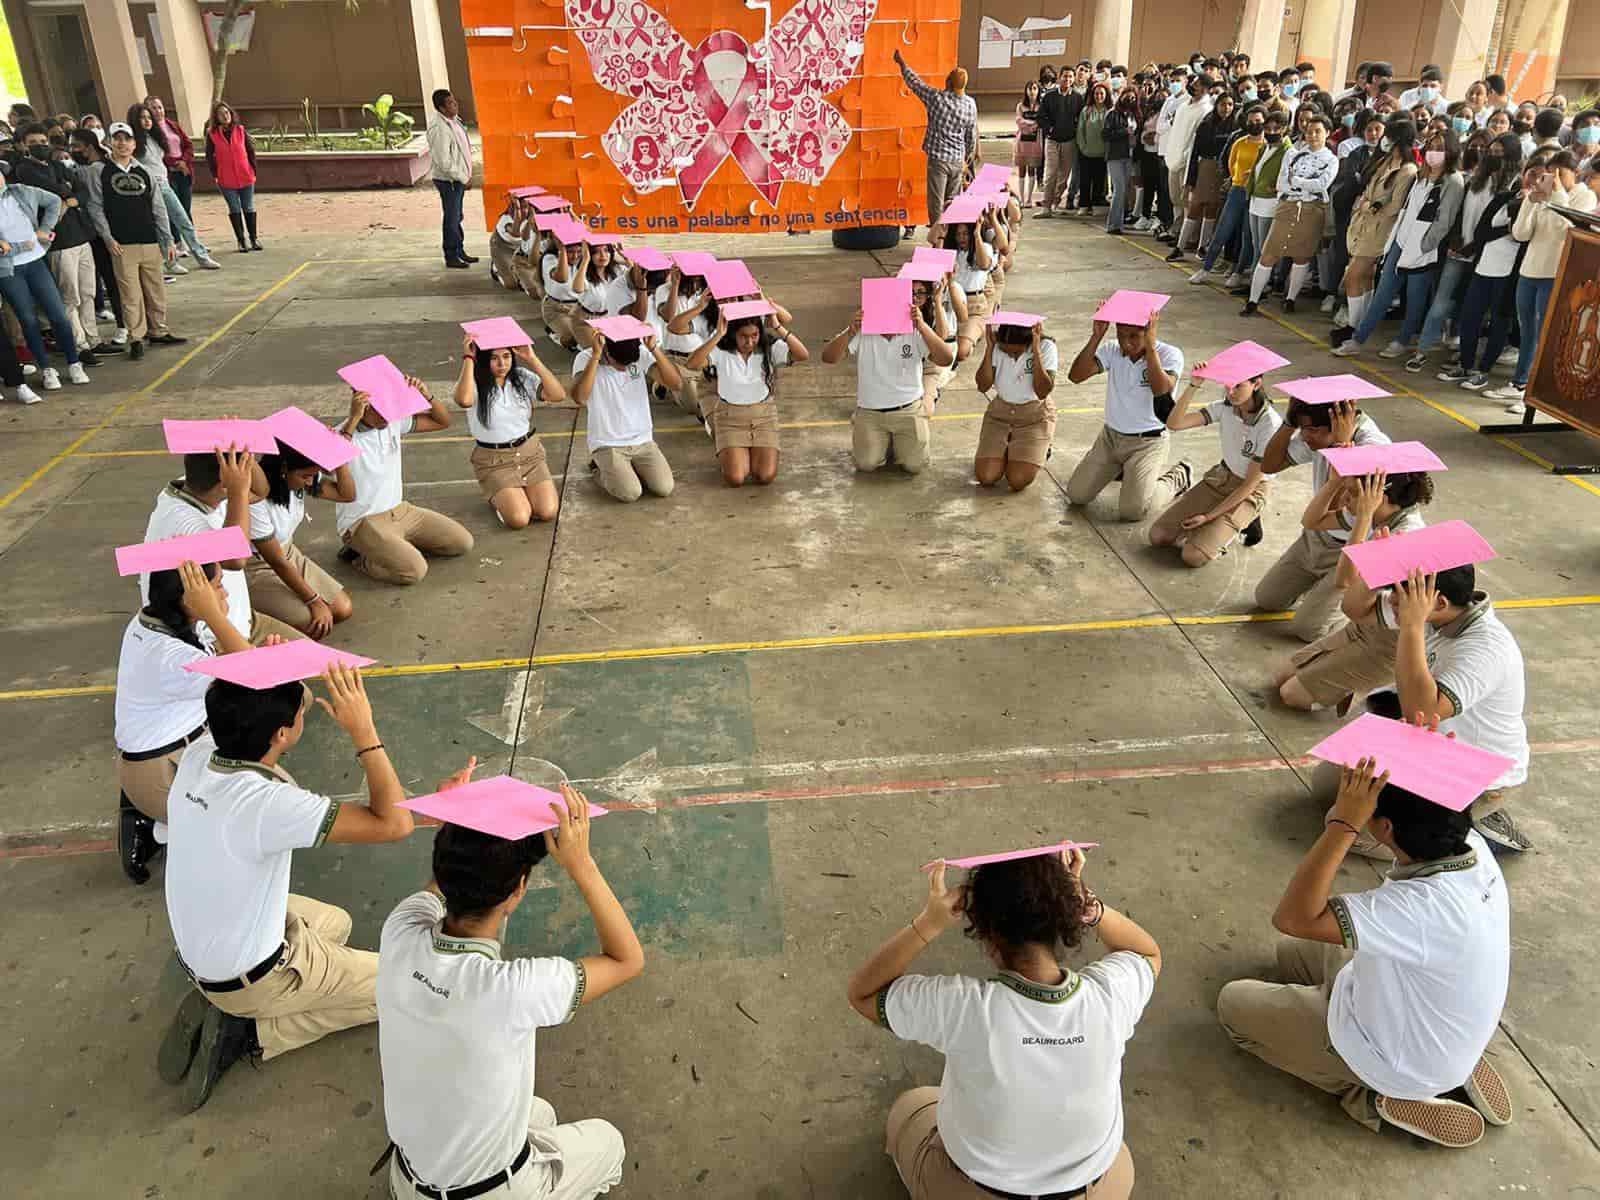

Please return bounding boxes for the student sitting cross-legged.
[847,846,1159,1200]
[1218,752,1514,1149]
[376,786,643,1200]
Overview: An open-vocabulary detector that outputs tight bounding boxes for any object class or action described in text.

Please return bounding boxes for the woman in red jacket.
[205,102,262,252]
[144,95,196,215]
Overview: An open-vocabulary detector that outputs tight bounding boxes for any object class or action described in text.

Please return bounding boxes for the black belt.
[122,722,207,763]
[393,1140,532,1200]
[475,434,532,450]
[976,1184,1088,1200]
[1112,427,1166,439]
[190,943,286,993]
[863,401,918,412]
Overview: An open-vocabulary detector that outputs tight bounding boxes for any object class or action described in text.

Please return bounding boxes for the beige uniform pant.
[50,243,97,349]
[389,1098,625,1200]
[343,502,475,586]
[542,297,581,348]
[489,235,522,290]
[926,157,965,226]
[202,894,377,1060]
[886,1087,1134,1199]
[1149,462,1266,561]
[591,442,674,502]
[659,353,704,418]
[1166,162,1188,219]
[112,242,169,342]
[1042,141,1075,211]
[246,543,347,630]
[1255,529,1346,642]
[853,405,930,473]
[1065,426,1179,521]
[1217,939,1381,1132]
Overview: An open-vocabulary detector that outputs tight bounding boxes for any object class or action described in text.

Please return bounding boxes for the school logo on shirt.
[900,343,914,359]
[627,363,639,379]
[412,970,451,999]
[183,790,209,811]
[1021,1034,1085,1046]
[1138,366,1151,388]
[1242,438,1256,457]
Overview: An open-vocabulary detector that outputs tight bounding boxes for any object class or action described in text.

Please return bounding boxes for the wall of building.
[959,0,1096,95]
[1555,0,1600,89]
[1347,0,1441,81]
[1129,0,1244,70]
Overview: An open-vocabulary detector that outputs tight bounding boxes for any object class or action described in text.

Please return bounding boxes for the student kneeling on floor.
[821,300,953,476]
[847,847,1159,1200]
[1218,755,1514,1149]
[572,326,680,503]
[376,787,642,1200]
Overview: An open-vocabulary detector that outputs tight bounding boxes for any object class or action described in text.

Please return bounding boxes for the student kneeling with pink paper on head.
[847,843,1159,1200]
[975,313,1057,491]
[454,332,568,528]
[573,319,681,502]
[684,303,807,487]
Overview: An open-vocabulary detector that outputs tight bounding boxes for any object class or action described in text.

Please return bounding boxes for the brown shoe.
[1374,1095,1485,1147]
[1463,1056,1513,1126]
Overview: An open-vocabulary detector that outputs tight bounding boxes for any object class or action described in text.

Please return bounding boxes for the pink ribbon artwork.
[682,31,780,207]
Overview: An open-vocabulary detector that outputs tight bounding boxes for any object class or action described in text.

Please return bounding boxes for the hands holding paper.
[1393,568,1440,631]
[216,446,255,498]
[1351,471,1387,522]
[179,559,227,628]
[545,783,597,875]
[919,862,966,938]
[316,663,380,747]
[1331,756,1390,834]
[1329,400,1358,446]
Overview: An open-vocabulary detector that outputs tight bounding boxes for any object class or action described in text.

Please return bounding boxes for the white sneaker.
[97,306,115,321]
[13,383,40,405]
[66,362,90,385]
[1188,268,1210,284]
[1329,340,1361,358]
[1502,399,1526,414]
[21,362,36,376]
[113,327,129,345]
[40,367,61,390]
[1377,340,1409,359]
[177,245,190,257]
[168,261,189,276]
[1496,346,1517,366]
[1484,383,1524,402]
[1320,295,1337,314]
[197,255,222,271]
[1223,272,1246,288]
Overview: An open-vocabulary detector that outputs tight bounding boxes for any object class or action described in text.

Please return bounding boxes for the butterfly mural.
[566,0,877,209]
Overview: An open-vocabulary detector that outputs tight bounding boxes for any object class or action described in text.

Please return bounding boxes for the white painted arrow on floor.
[467,672,574,748]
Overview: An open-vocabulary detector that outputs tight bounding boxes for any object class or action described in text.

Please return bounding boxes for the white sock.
[1287,264,1311,300]
[153,820,169,845]
[1249,263,1272,304]
[1198,218,1216,252]
[1346,291,1368,330]
[1179,217,1199,249]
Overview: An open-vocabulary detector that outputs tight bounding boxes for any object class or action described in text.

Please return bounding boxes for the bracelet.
[1082,889,1105,927]
[909,916,930,945]
[303,592,323,606]
[1325,817,1361,836]
[356,743,385,759]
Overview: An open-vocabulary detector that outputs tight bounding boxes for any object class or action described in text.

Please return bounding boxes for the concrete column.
[411,0,452,103]
[1430,0,1499,99]
[82,0,146,117]
[153,0,214,132]
[1088,0,1133,67]
[1235,0,1286,73]
[1297,0,1357,89]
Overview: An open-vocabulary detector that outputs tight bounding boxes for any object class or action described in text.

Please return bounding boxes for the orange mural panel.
[467,0,953,234]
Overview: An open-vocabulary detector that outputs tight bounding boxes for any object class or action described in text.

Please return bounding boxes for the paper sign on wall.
[978,40,1012,69]
[1019,15,1072,31]
[1014,39,1066,58]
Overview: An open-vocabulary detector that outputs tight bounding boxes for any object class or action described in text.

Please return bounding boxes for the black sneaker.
[79,350,100,368]
[1165,247,1186,262]
[461,253,480,264]
[1329,325,1355,349]
[185,1007,260,1111]
[1282,298,1297,314]
[157,989,211,1083]
[148,332,188,346]
[118,793,162,885]
[1474,809,1532,852]
[1240,301,1258,316]
[91,341,125,355]
[1242,516,1264,547]
[446,258,470,270]
[337,545,359,564]
[129,340,146,361]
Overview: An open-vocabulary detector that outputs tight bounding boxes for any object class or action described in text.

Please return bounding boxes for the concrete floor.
[2,198,1598,1199]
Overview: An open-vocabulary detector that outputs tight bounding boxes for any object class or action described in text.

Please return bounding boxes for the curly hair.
[962,855,1086,956]
[1384,470,1435,510]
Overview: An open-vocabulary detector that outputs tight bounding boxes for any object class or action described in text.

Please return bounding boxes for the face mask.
[69,150,89,164]
[1246,123,1264,136]
[1463,149,1481,170]
[1265,131,1283,144]
[1452,117,1472,134]
[1242,88,1257,102]
[27,144,50,161]
[1425,150,1446,168]
[1168,81,1183,96]
[1579,126,1600,145]
[1421,86,1439,101]
[1111,76,1124,89]
[1339,113,1355,129]
[1379,136,1392,152]
[1282,81,1299,97]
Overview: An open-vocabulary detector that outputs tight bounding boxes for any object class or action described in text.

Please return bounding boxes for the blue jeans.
[1417,256,1472,351]
[0,256,78,366]
[1106,158,1133,231]
[220,184,256,215]
[1514,276,1554,386]
[436,179,466,262]
[1456,273,1514,373]
[1203,186,1250,272]
[160,180,208,259]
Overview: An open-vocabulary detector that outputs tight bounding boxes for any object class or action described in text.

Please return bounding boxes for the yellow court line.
[5,593,1597,701]
[1113,236,1600,500]
[0,262,314,512]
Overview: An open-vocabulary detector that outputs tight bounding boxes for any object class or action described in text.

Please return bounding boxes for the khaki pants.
[343,501,475,586]
[542,297,581,348]
[118,743,188,821]
[1166,162,1188,220]
[203,895,377,1060]
[514,257,544,300]
[591,442,674,502]
[885,1088,1134,1199]
[1217,939,1381,1132]
[50,243,97,349]
[1042,140,1075,211]
[658,354,703,418]
[111,242,168,342]
[1289,617,1399,707]
[1065,426,1178,521]
[246,543,346,630]
[1255,529,1345,641]
[853,405,930,473]
[1148,461,1266,560]
[389,1097,625,1200]
[489,236,521,290]
[927,157,965,227]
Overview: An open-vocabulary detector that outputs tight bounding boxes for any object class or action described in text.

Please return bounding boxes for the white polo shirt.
[574,346,653,450]
[952,250,990,295]
[377,891,582,1189]
[540,253,579,303]
[708,340,789,405]
[1326,831,1509,1100]
[1093,341,1185,433]
[465,366,539,444]
[576,270,636,316]
[248,490,306,548]
[165,736,339,980]
[848,333,928,410]
[991,339,1059,405]
[1203,398,1283,478]
[660,288,709,354]
[141,484,253,644]
[1429,598,1529,788]
[113,614,212,754]
[1286,411,1390,493]
[336,416,412,536]
[883,955,1155,1195]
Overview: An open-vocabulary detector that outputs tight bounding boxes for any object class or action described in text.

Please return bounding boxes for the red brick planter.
[193,137,432,192]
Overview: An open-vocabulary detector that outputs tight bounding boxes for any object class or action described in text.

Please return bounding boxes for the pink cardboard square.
[921,840,1099,871]
[703,259,760,299]
[262,407,359,471]
[115,526,251,576]
[912,247,957,273]
[861,277,913,335]
[183,640,376,689]
[939,197,986,225]
[625,246,673,271]
[550,216,588,244]
[1320,441,1447,477]
[336,355,429,422]
[508,186,546,197]
[1093,290,1171,326]
[1190,341,1292,387]
[580,227,615,246]
[461,317,535,351]
[671,250,718,276]
[162,418,279,456]
[399,776,611,840]
[721,299,775,320]
[586,315,655,341]
[898,260,946,283]
[987,309,1044,328]
[1340,519,1496,588]
[1309,713,1514,811]
[1276,374,1392,404]
[973,163,1011,187]
[530,195,571,212]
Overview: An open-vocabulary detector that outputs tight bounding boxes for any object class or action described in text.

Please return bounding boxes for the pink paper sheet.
[580,227,615,246]
[335,355,429,422]
[1190,341,1292,387]
[987,309,1044,328]
[1319,441,1447,477]
[162,418,278,455]
[912,247,958,273]
[115,526,251,576]
[1093,290,1170,326]
[508,185,546,197]
[973,163,1012,186]
[586,315,655,341]
[1276,374,1392,404]
[262,407,358,471]
[897,260,946,283]
[530,195,571,212]
[861,277,913,335]
[1309,713,1514,811]
[921,840,1099,871]
[625,246,673,271]
[462,317,535,351]
[670,250,717,276]
[703,259,760,299]
[721,299,775,320]
[183,640,376,689]
[1340,519,1496,588]
[399,775,612,840]
[532,211,567,231]
[938,197,986,225]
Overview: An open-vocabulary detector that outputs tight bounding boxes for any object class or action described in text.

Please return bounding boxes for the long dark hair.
[472,348,535,427]
[127,102,167,158]
[1359,117,1417,191]
[143,562,218,650]
[942,222,981,268]
[584,241,621,285]
[963,854,1087,958]
[260,442,319,508]
[1021,81,1039,108]
[716,317,776,387]
[1470,131,1523,192]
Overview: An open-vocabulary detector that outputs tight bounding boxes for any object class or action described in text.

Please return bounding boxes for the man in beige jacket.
[426,88,475,269]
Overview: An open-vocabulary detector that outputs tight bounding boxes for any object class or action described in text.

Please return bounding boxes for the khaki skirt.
[471,437,553,498]
[977,395,1056,466]
[959,289,992,342]
[1186,159,1224,214]
[712,398,779,451]
[1261,199,1327,260]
